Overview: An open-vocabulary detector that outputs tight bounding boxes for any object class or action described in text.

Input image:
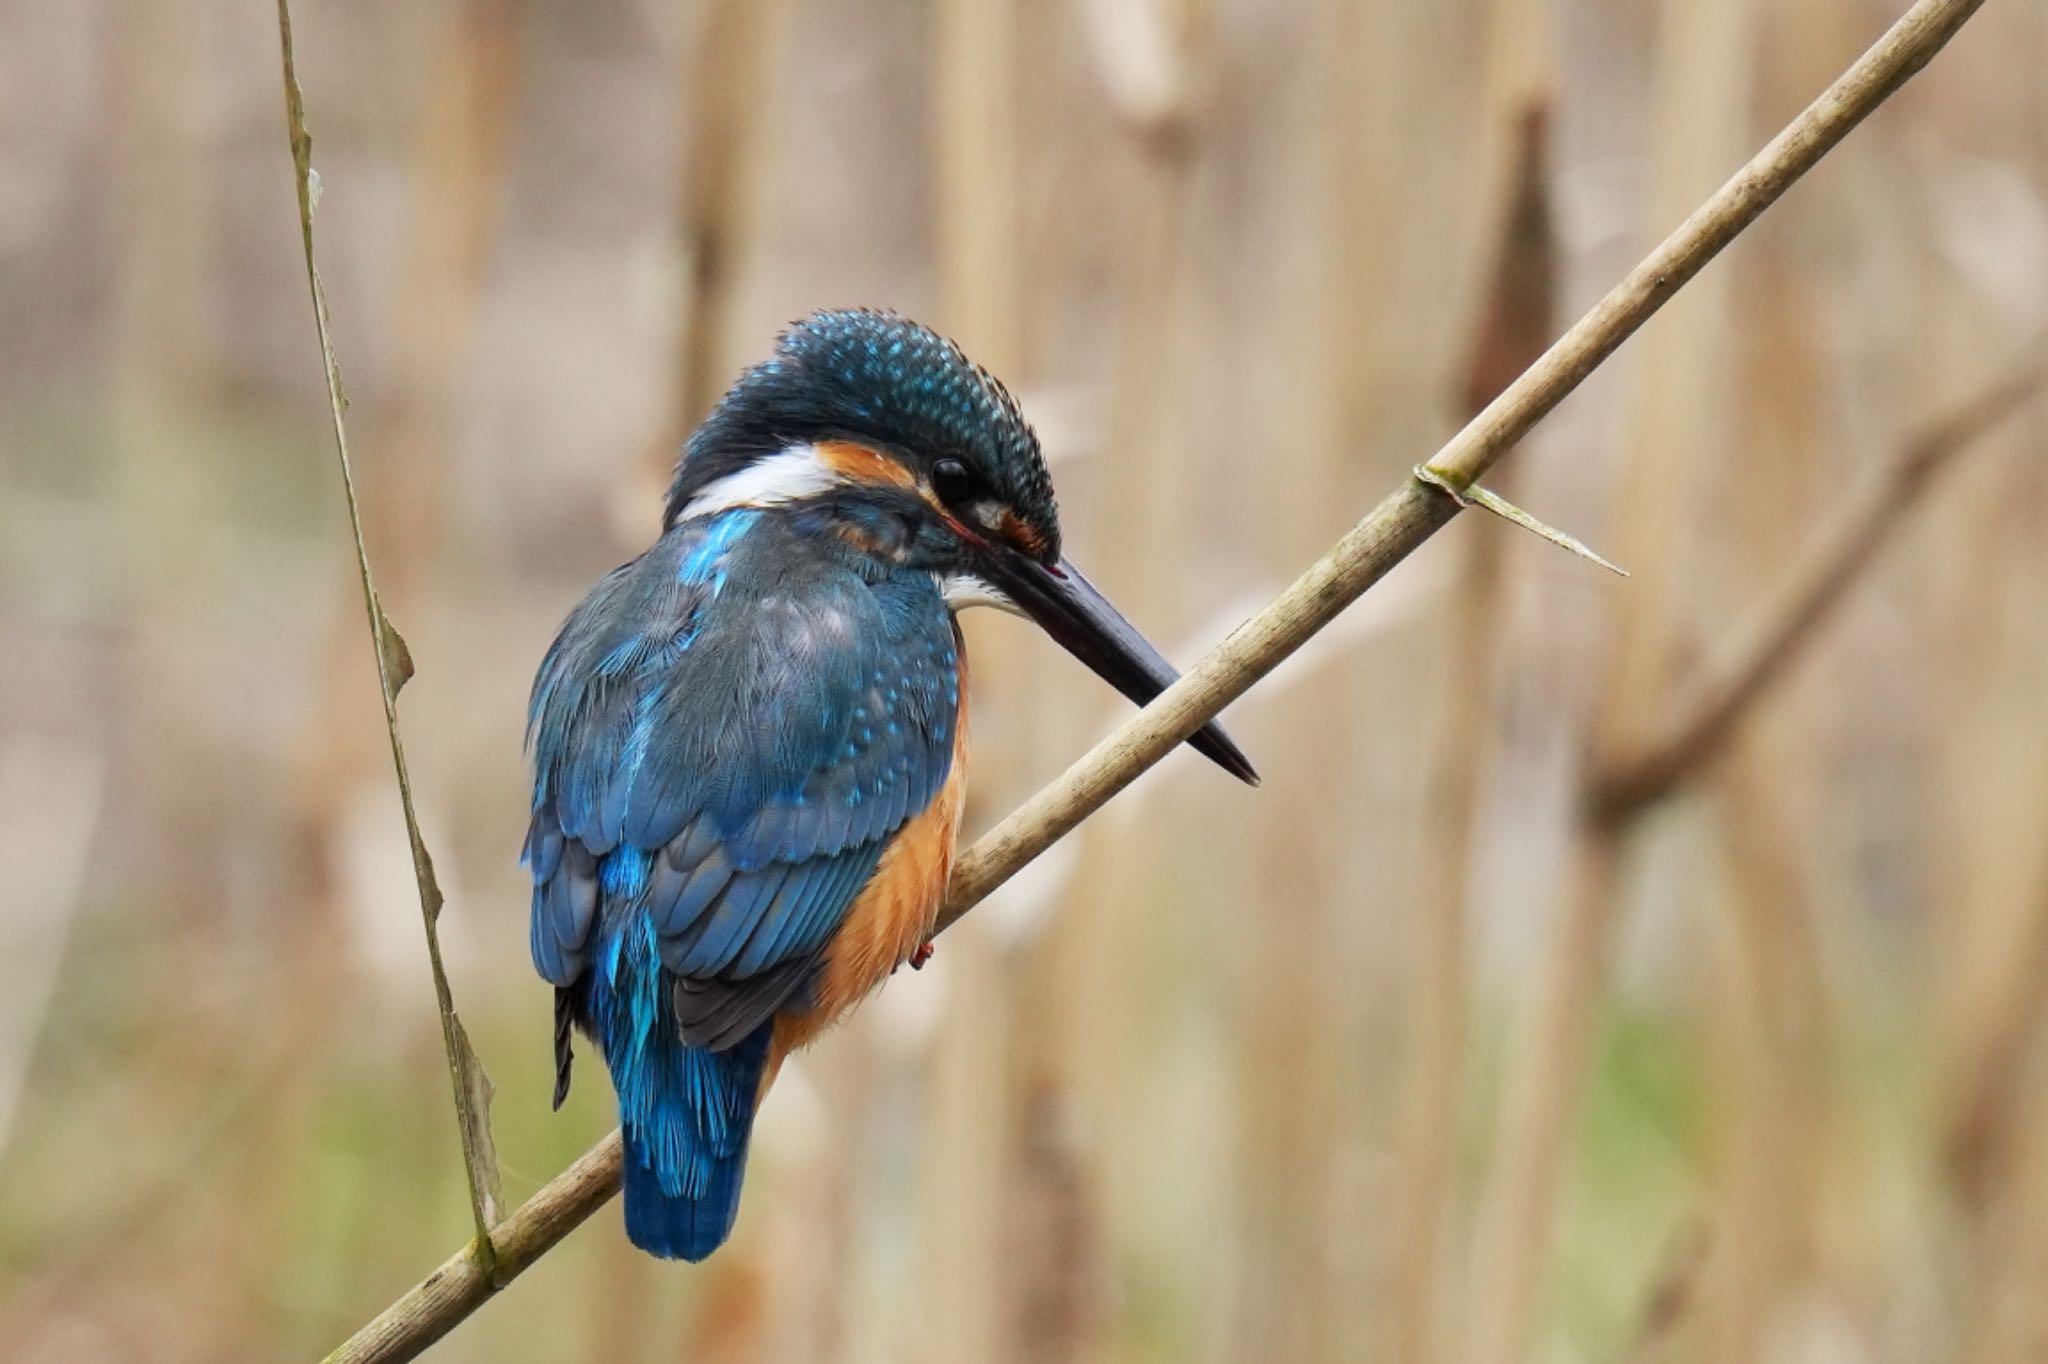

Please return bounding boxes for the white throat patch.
[939,573,1022,616]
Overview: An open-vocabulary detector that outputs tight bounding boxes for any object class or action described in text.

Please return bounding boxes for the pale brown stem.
[922,5,1025,1361]
[1467,832,1626,1364]
[1700,733,1831,1360]
[276,0,503,1265]
[1941,754,2048,1203]
[1009,6,1211,1359]
[1391,87,1557,1364]
[673,0,786,436]
[316,3,1990,1358]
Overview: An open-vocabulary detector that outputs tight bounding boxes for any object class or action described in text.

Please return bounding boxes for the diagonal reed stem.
[318,2,1990,1359]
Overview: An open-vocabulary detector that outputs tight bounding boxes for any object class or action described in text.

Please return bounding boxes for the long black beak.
[979,550,1258,785]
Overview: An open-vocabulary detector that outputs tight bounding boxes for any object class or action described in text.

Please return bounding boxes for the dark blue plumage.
[597,913,770,1262]
[526,506,959,1258]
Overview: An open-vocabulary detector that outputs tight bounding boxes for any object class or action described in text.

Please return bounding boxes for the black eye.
[931,458,974,505]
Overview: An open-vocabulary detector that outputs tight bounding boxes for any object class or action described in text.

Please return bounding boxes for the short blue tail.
[621,1110,750,1261]
[613,1017,773,1261]
[591,898,774,1261]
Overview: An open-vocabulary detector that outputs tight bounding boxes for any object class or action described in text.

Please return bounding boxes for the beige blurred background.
[3,0,2047,1360]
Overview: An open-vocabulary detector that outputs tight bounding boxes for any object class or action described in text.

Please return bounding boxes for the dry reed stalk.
[375,0,517,561]
[312,4,1991,1357]
[1701,731,1831,1361]
[102,28,263,1342]
[1391,89,1558,1364]
[1951,1010,2048,1364]
[290,0,515,804]
[1004,4,1214,1357]
[1216,0,1397,1347]
[1942,743,2048,1205]
[923,5,1028,1362]
[1464,0,1753,1348]
[1466,830,1627,1364]
[278,0,503,1266]
[261,1,523,1345]
[1687,166,1834,1357]
[672,0,787,437]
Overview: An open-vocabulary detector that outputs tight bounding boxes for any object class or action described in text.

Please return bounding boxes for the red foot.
[909,941,935,970]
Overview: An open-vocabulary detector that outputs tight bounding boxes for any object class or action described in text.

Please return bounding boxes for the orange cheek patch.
[816,440,918,490]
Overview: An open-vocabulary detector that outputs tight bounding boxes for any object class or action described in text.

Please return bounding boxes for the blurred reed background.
[2,0,2046,1360]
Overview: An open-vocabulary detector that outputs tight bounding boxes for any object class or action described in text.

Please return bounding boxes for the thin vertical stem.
[275,0,501,1265]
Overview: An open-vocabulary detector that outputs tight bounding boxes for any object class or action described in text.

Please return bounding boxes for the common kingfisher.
[525,309,1255,1261]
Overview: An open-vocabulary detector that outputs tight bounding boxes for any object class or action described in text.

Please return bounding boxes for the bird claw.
[909,941,935,970]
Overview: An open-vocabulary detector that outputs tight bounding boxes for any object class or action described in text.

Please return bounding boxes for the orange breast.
[764,648,969,1084]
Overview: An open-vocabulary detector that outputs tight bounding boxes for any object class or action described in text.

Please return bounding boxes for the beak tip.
[1193,726,1259,786]
[1012,552,1261,788]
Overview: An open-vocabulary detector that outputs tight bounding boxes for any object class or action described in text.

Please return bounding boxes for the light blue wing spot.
[678,510,762,585]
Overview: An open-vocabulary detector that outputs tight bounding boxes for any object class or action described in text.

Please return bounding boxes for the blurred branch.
[673,0,786,434]
[1459,102,1558,418]
[1942,751,2048,1202]
[275,0,502,1265]
[1391,94,1556,1364]
[925,6,1026,1355]
[1591,359,2044,822]
[322,1,1987,1358]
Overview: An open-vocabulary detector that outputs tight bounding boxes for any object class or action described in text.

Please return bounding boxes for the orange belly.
[763,649,969,1087]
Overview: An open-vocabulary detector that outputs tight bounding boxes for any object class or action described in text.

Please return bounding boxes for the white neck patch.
[677,445,843,521]
[939,573,1023,616]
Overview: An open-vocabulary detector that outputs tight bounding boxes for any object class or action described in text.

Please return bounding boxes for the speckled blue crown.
[664,309,1057,550]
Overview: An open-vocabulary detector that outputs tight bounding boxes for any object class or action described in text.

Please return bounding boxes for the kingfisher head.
[664,309,1255,783]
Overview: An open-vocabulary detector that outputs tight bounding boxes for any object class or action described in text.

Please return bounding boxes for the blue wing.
[525,511,961,1050]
